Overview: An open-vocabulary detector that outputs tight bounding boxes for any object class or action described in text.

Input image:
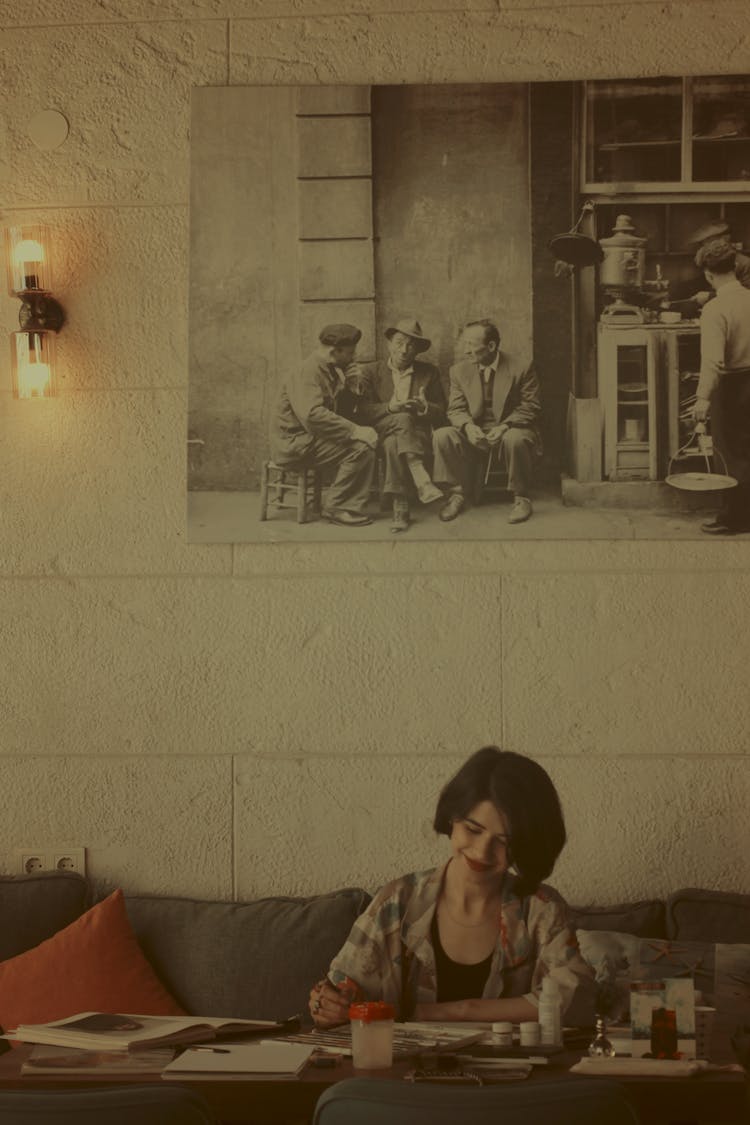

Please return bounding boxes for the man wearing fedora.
[432,319,541,525]
[269,323,378,527]
[342,318,446,533]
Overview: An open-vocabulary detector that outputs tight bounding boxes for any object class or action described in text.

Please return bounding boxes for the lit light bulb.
[13,239,45,291]
[17,361,52,399]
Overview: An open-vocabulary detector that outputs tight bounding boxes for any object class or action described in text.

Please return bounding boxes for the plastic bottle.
[538,976,562,1045]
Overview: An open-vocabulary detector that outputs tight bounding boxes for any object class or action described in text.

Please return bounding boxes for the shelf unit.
[665,327,702,462]
[600,325,659,480]
[599,323,701,482]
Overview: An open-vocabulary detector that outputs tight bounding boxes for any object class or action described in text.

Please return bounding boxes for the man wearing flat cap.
[692,240,750,535]
[341,318,446,533]
[432,319,541,524]
[681,221,750,310]
[270,324,378,527]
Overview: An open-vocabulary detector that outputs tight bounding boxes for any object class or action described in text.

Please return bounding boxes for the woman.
[309,747,594,1028]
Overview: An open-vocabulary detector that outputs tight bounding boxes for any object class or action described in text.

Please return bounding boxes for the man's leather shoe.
[701,516,732,534]
[439,493,465,522]
[391,497,410,533]
[508,496,532,524]
[416,481,443,505]
[321,508,372,527]
[701,518,750,535]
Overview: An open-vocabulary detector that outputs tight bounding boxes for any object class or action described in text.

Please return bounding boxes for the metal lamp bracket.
[18,293,65,332]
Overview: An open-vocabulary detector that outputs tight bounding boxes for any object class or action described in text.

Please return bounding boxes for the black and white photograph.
[187,76,750,543]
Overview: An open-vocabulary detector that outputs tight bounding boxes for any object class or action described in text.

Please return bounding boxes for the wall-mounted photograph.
[187,77,750,543]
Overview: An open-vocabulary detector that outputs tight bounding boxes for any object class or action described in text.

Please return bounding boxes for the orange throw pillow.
[0,888,185,1035]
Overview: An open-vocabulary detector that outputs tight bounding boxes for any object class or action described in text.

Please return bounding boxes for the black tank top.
[431,912,493,1003]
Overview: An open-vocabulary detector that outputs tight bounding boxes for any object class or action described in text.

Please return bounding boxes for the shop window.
[583,74,750,191]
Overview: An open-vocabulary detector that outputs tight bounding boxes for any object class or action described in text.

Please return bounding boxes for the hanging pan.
[665,424,737,492]
[548,202,604,268]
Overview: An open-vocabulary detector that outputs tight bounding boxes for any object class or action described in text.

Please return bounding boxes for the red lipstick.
[465,856,492,872]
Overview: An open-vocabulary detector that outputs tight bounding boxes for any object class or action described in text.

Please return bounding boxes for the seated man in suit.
[269,323,377,527]
[341,318,446,533]
[433,319,541,525]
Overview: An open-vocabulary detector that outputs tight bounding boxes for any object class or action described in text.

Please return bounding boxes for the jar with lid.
[491,1021,514,1048]
[349,1002,395,1069]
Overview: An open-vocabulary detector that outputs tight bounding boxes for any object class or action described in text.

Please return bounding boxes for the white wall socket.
[15,848,86,876]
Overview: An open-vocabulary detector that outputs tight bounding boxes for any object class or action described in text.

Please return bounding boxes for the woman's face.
[449,800,511,881]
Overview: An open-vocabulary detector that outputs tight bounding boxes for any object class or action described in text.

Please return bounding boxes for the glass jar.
[349,1002,395,1069]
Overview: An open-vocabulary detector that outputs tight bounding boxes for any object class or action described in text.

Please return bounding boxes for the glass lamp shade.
[4,224,53,295]
[11,330,57,399]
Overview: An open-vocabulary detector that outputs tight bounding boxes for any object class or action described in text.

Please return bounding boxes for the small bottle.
[349,1002,395,1069]
[538,976,562,1045]
[588,1015,616,1058]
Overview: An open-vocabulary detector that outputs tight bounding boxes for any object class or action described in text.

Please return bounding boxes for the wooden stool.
[259,461,322,523]
[472,449,509,505]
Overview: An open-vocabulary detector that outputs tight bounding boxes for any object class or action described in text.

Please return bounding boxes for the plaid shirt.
[328,862,594,1022]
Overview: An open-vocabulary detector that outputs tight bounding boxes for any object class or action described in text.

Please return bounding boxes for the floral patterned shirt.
[327,862,595,1022]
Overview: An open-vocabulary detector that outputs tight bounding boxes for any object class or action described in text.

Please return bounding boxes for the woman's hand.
[309,978,351,1029]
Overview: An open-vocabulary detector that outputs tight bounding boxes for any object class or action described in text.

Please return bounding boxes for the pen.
[189,1046,231,1053]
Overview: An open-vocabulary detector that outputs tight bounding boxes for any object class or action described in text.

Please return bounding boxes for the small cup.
[519,1021,541,1046]
[349,1002,395,1069]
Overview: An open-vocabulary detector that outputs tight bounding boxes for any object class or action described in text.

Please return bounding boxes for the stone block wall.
[0,0,748,905]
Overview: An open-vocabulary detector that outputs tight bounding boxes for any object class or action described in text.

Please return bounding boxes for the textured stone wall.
[1,0,748,906]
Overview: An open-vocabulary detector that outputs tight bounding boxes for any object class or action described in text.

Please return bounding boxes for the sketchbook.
[161,1039,314,1080]
[8,1012,300,1053]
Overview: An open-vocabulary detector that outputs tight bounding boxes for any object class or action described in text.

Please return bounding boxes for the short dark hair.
[695,239,736,275]
[464,319,500,349]
[433,747,566,896]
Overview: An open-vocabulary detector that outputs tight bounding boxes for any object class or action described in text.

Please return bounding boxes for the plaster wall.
[0,0,748,908]
[372,83,532,372]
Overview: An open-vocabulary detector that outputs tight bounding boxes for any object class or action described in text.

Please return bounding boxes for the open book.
[161,1039,314,1081]
[8,1012,300,1053]
[21,1044,176,1075]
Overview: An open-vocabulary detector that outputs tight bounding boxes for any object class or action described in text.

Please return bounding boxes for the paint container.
[349,1002,395,1069]
[491,1021,514,1047]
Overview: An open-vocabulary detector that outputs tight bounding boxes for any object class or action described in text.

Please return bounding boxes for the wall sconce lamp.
[4,224,65,399]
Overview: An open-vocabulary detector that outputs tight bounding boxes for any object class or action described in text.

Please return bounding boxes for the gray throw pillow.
[125,886,371,1021]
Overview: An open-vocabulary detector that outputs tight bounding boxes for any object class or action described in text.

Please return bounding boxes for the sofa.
[1,872,748,1043]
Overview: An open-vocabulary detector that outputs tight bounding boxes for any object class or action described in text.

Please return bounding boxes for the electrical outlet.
[16,848,86,876]
[53,848,86,874]
[17,851,50,875]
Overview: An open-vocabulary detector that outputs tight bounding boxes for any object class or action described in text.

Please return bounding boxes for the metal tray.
[665,471,737,492]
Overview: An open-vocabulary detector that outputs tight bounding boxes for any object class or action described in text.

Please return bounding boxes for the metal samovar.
[599,214,648,323]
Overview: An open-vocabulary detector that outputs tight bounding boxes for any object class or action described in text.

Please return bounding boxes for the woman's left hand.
[309,979,351,1029]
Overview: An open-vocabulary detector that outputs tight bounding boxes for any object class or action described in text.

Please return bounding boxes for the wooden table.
[0,1045,746,1125]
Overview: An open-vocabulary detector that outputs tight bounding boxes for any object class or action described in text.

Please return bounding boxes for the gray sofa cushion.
[569,899,666,938]
[125,887,371,1022]
[0,872,89,961]
[666,888,750,942]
